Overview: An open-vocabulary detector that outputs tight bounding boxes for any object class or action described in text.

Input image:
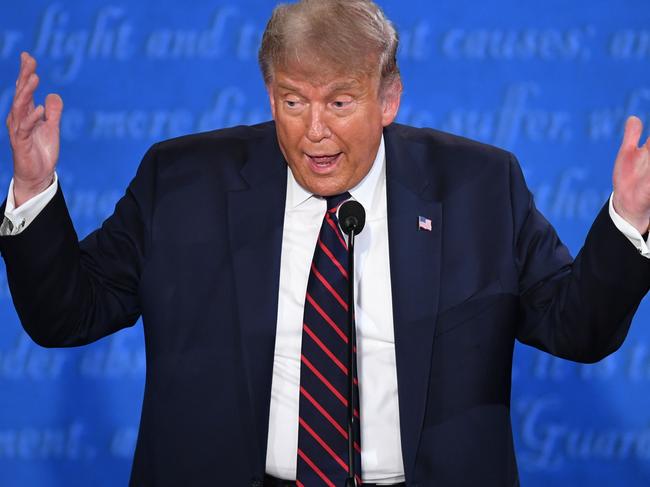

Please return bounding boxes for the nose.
[306,105,331,142]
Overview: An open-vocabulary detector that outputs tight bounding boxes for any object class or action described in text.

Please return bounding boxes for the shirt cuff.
[0,174,59,236]
[609,192,650,258]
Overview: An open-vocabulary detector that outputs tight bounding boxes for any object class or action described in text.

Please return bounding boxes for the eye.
[285,100,299,108]
[332,100,351,109]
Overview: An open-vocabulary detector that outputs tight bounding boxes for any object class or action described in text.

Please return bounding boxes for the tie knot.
[325,192,351,211]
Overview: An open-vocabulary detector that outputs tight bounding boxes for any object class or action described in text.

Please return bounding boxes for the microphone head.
[338,200,366,236]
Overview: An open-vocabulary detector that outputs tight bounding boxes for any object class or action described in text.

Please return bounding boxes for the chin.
[304,179,345,197]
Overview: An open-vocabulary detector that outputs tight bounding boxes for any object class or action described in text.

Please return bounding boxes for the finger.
[14,52,37,100]
[14,72,39,105]
[11,72,39,122]
[13,54,37,118]
[15,53,36,92]
[621,115,643,152]
[14,52,26,89]
[6,74,32,136]
[44,93,63,127]
[16,104,44,140]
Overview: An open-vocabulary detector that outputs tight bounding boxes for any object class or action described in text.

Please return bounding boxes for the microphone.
[338,199,365,487]
[339,200,366,236]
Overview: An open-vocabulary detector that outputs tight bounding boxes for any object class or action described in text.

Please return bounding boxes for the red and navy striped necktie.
[296,192,362,487]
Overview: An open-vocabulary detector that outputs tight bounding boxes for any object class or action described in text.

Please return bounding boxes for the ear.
[381,78,402,127]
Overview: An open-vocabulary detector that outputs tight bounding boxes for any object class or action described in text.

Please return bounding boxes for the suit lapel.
[227,123,287,477]
[385,125,442,482]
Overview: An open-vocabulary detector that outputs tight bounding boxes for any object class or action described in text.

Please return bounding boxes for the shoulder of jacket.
[385,123,513,164]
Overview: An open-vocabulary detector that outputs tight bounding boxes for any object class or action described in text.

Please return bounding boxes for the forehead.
[271,68,379,96]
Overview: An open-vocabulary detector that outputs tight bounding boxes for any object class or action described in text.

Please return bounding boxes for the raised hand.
[5,52,63,207]
[612,116,650,234]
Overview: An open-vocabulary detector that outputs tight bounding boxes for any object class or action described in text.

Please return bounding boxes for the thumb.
[44,93,63,126]
[621,115,643,152]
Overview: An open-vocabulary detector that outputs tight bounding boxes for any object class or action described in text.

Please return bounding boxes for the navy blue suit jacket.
[2,122,649,486]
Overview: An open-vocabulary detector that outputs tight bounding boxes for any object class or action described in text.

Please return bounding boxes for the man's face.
[268,67,400,196]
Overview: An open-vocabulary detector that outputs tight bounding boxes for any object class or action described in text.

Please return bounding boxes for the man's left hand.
[612,116,650,234]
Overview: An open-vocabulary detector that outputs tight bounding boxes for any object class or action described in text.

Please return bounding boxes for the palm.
[16,103,60,180]
[612,116,650,233]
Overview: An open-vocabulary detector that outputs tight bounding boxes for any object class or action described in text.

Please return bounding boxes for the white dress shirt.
[3,141,649,485]
[2,173,58,235]
[266,136,405,483]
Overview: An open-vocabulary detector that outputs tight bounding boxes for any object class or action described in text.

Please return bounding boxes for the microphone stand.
[339,200,365,487]
[345,227,359,487]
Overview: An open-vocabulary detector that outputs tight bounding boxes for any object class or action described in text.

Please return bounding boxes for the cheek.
[341,123,378,153]
[334,117,357,135]
[278,119,305,146]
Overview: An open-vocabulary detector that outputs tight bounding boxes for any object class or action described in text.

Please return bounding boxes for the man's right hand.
[6,52,63,207]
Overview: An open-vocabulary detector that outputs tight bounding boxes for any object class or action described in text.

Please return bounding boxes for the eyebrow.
[328,80,361,92]
[276,79,362,96]
[278,80,360,100]
[276,82,302,93]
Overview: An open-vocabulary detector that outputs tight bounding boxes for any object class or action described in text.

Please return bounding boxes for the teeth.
[310,154,338,165]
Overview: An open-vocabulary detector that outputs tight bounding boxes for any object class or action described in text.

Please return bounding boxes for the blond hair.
[258,0,401,93]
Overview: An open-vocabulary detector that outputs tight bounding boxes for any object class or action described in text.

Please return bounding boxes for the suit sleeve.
[510,155,650,362]
[0,144,158,348]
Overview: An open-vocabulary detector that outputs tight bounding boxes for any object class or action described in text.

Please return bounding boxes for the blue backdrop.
[1,1,650,485]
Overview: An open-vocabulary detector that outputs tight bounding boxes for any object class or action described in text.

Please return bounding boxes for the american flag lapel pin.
[418,215,432,232]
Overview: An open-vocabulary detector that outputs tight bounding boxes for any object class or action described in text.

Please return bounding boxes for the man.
[3,0,650,486]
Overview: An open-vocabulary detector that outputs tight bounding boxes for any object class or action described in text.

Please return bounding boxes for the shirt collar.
[286,135,386,212]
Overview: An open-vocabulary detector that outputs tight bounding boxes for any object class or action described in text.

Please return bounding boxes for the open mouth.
[306,152,342,172]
